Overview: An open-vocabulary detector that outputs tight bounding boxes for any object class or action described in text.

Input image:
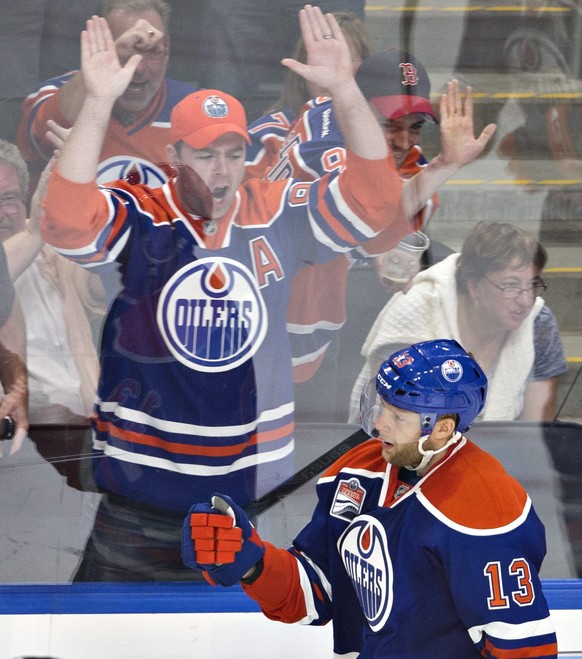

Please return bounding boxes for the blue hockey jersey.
[42,150,405,511]
[244,437,557,658]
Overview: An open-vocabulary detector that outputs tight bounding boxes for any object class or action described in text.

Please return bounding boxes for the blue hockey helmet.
[361,339,488,437]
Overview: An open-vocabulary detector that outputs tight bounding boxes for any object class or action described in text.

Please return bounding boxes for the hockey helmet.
[360,339,488,437]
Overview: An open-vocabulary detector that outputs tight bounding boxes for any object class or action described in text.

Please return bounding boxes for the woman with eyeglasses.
[349,221,567,423]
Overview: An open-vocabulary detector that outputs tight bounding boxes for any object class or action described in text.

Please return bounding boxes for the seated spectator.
[0,140,105,424]
[349,221,568,423]
[16,0,196,192]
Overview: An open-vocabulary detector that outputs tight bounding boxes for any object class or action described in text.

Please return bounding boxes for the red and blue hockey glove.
[182,493,265,587]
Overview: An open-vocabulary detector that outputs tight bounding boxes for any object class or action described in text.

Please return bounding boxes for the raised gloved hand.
[182,493,265,587]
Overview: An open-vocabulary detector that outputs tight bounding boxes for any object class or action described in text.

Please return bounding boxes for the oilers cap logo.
[339,516,393,632]
[203,95,229,118]
[441,359,463,383]
[157,257,267,372]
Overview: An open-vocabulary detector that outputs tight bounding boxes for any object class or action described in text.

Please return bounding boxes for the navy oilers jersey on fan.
[243,438,557,658]
[43,150,404,512]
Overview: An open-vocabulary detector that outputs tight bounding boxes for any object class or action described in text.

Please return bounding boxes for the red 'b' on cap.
[355,50,438,123]
[170,90,251,149]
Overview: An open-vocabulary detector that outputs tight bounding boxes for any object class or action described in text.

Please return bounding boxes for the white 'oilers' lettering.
[321,108,332,138]
[174,298,253,354]
[343,548,383,613]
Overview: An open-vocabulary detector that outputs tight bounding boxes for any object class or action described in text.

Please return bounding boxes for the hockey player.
[182,339,558,657]
[41,6,411,579]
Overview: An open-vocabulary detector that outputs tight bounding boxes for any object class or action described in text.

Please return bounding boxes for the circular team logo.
[157,257,267,373]
[441,359,463,383]
[98,156,168,188]
[338,516,393,632]
[203,95,229,118]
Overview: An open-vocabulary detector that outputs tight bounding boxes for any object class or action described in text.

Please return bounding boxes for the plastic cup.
[376,231,431,286]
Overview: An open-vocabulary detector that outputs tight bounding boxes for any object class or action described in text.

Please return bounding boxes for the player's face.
[373,401,425,468]
[108,9,169,115]
[471,258,541,332]
[0,163,26,242]
[380,113,426,169]
[178,135,247,220]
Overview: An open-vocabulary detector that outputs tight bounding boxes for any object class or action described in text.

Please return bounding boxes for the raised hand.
[45,120,72,157]
[114,18,165,61]
[282,5,353,95]
[439,79,497,168]
[81,15,142,105]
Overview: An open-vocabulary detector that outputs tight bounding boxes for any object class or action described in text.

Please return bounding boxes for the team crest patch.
[98,156,168,188]
[203,95,229,118]
[157,257,267,372]
[339,516,393,632]
[441,359,463,383]
[331,478,366,521]
[393,351,414,368]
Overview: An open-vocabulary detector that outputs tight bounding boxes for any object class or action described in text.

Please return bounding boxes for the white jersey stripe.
[97,400,295,437]
[102,439,295,476]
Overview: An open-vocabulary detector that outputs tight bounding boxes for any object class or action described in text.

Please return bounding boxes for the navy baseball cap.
[355,49,438,123]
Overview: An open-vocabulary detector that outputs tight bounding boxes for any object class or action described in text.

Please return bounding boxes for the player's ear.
[434,416,456,440]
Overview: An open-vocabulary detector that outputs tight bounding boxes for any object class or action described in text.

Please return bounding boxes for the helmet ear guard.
[360,339,488,437]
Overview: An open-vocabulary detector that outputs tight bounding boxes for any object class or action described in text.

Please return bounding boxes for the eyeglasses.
[0,192,24,210]
[484,275,547,299]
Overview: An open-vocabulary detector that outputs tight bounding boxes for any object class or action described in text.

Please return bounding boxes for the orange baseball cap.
[170,90,251,149]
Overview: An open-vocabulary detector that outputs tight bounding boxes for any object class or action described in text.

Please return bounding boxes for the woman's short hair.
[276,12,372,115]
[456,221,548,294]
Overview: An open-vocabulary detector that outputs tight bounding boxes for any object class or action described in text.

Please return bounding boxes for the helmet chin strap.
[405,431,462,473]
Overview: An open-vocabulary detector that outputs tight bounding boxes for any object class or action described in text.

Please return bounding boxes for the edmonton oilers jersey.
[246,438,557,657]
[246,98,436,383]
[17,73,195,190]
[43,151,402,512]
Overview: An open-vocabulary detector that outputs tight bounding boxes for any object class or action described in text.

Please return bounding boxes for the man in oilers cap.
[183,338,557,656]
[42,6,417,581]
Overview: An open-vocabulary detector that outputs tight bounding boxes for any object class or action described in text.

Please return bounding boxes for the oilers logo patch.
[157,257,267,372]
[331,478,366,521]
[98,156,168,188]
[441,359,463,383]
[339,516,393,632]
[203,95,229,118]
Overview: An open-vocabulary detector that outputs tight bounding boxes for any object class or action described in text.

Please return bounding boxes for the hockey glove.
[182,493,265,587]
